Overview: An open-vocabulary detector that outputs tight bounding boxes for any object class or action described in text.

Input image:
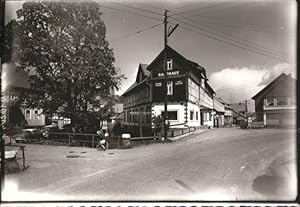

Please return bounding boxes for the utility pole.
[245,99,248,117]
[163,9,168,141]
[162,10,178,141]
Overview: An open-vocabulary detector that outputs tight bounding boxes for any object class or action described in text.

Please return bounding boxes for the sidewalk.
[167,128,210,142]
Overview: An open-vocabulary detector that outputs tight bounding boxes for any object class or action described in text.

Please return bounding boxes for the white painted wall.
[152,102,186,128]
[202,111,214,127]
[187,102,200,127]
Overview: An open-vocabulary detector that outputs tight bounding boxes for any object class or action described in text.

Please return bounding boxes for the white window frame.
[167,81,173,95]
[167,59,173,70]
[265,98,275,107]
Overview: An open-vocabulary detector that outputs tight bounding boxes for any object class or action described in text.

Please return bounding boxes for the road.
[3,128,297,201]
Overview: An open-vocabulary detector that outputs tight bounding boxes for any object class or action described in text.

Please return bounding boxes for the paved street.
[3,128,297,201]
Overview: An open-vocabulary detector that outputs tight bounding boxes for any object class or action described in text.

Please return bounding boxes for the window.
[190,111,194,120]
[167,81,173,95]
[209,113,212,121]
[167,59,173,70]
[277,97,288,106]
[162,111,178,120]
[196,112,199,120]
[265,98,275,107]
[34,110,39,119]
[25,109,31,119]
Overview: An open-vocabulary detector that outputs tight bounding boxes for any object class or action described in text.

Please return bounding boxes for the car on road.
[14,128,43,143]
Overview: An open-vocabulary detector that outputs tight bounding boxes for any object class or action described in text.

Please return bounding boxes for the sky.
[4,0,297,111]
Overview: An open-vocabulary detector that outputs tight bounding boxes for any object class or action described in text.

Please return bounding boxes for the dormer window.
[167,59,173,70]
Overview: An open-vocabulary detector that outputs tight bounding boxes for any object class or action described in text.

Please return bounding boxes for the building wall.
[264,109,296,127]
[187,102,201,127]
[21,108,45,127]
[152,102,186,128]
[201,110,214,127]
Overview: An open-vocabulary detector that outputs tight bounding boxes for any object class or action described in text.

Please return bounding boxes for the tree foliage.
[3,2,124,130]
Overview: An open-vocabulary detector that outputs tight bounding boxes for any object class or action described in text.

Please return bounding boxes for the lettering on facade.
[175,80,183,85]
[155,82,162,87]
[157,71,180,77]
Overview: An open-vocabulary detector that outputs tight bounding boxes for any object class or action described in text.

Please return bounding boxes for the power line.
[184,1,259,18]
[169,18,290,62]
[133,2,163,12]
[169,2,226,17]
[172,15,289,60]
[99,5,163,22]
[109,23,162,43]
[215,82,260,92]
[115,3,162,16]
[169,0,212,11]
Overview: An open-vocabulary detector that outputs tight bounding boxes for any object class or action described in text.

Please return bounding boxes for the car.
[14,129,43,143]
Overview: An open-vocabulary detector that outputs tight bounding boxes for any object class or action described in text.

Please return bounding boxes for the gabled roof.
[147,45,206,78]
[230,102,246,112]
[252,73,295,100]
[122,76,149,96]
[135,63,150,83]
[140,64,150,77]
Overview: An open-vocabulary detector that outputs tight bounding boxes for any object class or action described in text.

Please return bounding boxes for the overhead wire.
[114,3,162,16]
[171,15,289,60]
[99,4,163,22]
[109,23,162,43]
[169,19,290,62]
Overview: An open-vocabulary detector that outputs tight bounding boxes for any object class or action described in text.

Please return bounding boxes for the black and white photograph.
[0,0,297,202]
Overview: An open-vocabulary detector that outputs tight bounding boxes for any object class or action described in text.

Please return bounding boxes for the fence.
[45,132,98,148]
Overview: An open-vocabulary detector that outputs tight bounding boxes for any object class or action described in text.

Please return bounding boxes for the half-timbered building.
[122,46,217,136]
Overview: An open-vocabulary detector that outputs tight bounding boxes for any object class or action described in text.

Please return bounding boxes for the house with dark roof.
[252,73,296,127]
[1,63,45,128]
[213,97,225,127]
[229,102,248,125]
[121,46,216,136]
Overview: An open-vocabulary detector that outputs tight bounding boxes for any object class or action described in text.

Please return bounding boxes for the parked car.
[14,129,43,143]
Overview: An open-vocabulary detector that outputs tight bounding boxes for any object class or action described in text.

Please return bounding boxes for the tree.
[4,2,124,131]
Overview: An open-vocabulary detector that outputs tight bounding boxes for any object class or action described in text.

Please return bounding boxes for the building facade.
[122,46,221,136]
[252,73,296,127]
[1,64,45,128]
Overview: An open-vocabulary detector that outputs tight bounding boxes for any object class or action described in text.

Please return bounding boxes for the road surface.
[3,128,297,201]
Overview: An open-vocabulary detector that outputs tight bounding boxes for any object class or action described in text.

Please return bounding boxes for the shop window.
[265,98,275,107]
[277,97,288,106]
[167,81,173,95]
[162,111,178,121]
[196,112,199,120]
[190,111,194,120]
[167,59,173,70]
[209,113,212,121]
